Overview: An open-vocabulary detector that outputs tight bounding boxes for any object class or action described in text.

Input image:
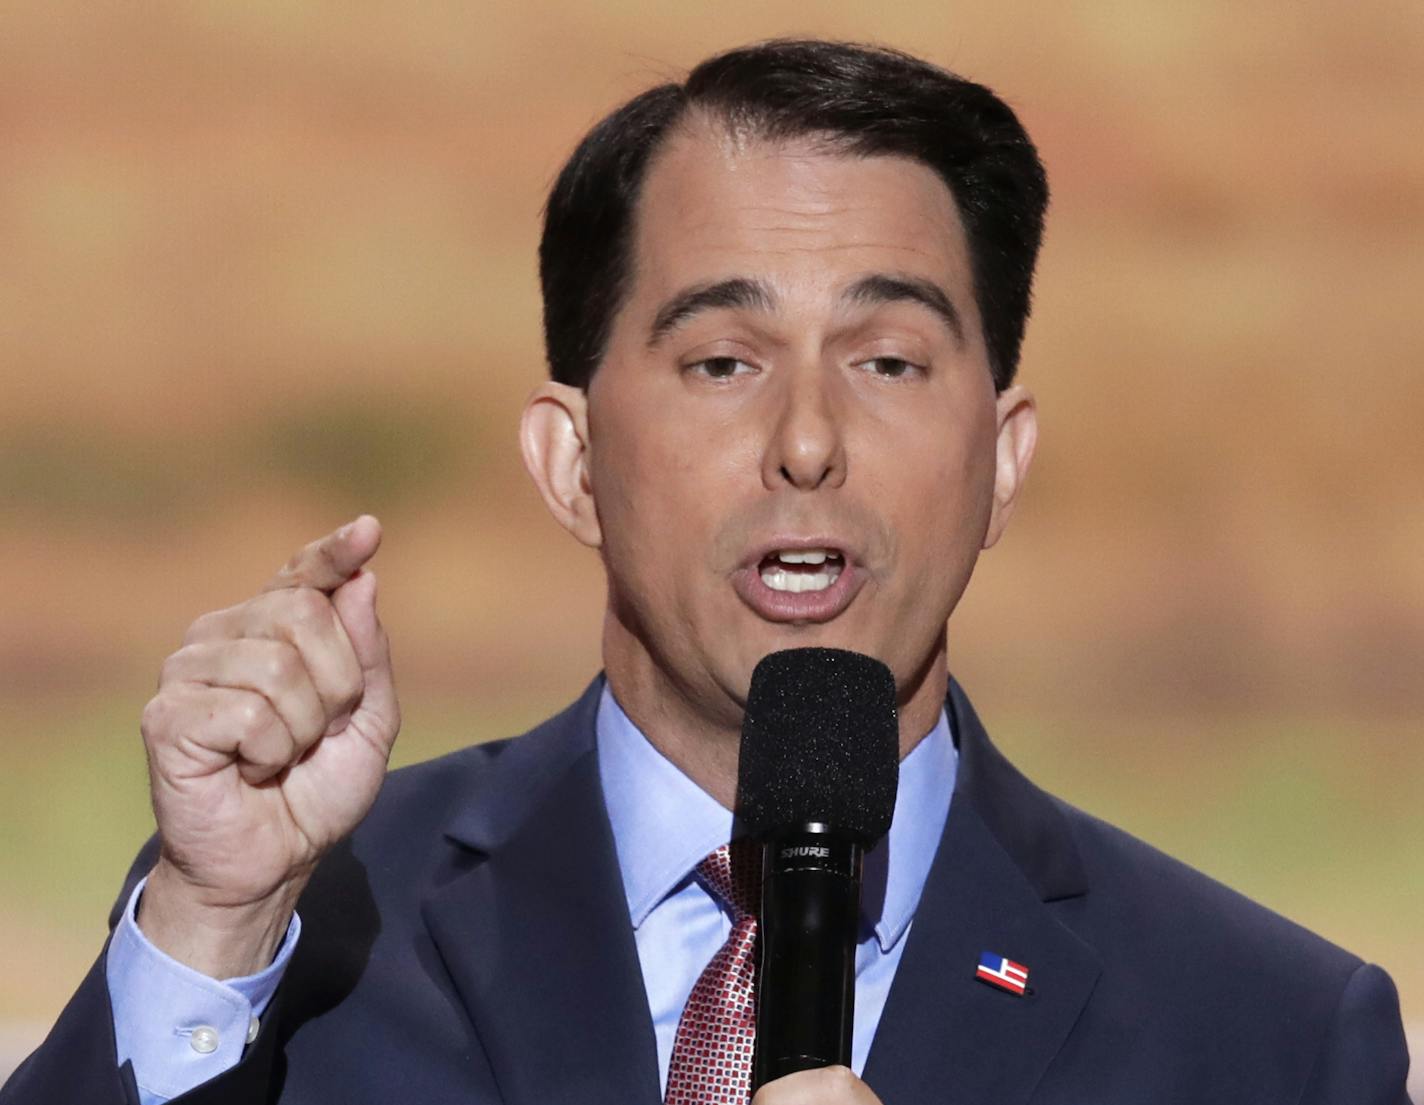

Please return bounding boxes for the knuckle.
[182,597,245,644]
[263,645,303,688]
[158,649,184,687]
[234,695,271,738]
[262,653,289,685]
[825,1066,857,1088]
[284,587,331,629]
[337,665,364,710]
[139,694,169,739]
[315,537,340,570]
[181,611,215,645]
[159,641,207,685]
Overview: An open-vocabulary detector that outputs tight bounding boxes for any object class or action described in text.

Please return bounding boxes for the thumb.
[264,514,382,594]
[330,569,400,742]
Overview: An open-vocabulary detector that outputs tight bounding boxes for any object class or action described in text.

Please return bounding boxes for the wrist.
[137,860,309,979]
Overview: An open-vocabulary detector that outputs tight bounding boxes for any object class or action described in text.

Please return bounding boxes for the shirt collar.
[597,684,734,929]
[862,701,957,951]
[596,682,957,953]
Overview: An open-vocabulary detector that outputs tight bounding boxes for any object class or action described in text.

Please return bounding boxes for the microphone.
[736,647,899,1090]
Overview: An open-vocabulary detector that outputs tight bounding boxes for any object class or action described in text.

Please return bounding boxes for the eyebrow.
[844,273,964,345]
[647,278,776,348]
[644,271,965,348]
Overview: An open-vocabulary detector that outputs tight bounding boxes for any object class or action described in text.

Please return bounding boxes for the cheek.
[877,412,997,576]
[588,388,732,599]
[593,371,758,511]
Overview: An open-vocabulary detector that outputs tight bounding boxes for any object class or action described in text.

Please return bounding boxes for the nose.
[761,363,847,492]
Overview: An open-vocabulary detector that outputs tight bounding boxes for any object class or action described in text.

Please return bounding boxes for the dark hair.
[539,39,1048,392]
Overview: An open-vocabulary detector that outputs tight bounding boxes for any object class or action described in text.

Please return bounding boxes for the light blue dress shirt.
[106,685,956,1102]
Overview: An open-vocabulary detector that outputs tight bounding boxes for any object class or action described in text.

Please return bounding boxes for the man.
[2,38,1411,1105]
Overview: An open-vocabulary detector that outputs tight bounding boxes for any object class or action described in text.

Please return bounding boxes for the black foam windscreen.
[736,648,899,846]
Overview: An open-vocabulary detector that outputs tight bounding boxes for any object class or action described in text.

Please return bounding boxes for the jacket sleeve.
[1297,962,1413,1105]
[0,949,143,1105]
[0,839,290,1105]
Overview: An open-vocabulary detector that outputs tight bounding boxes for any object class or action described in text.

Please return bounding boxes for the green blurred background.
[2,0,1420,1082]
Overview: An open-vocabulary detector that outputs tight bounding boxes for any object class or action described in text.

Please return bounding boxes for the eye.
[687,356,756,380]
[860,356,924,379]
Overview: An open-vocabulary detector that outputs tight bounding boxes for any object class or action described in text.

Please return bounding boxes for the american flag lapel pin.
[975,951,1031,996]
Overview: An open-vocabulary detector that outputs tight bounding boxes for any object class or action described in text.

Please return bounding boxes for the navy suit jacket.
[3,677,1412,1103]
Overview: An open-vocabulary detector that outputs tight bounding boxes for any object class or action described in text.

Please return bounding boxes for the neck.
[600,611,950,811]
[601,612,744,809]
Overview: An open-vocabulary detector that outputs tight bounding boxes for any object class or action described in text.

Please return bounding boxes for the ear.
[519,381,602,548]
[982,384,1038,550]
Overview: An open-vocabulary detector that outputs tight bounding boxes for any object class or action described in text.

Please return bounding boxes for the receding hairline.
[630,106,973,248]
[649,105,943,177]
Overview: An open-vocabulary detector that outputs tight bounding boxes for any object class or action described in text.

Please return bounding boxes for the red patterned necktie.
[664,840,761,1105]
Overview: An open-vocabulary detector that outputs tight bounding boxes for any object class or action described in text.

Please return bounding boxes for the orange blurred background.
[2,0,1420,1081]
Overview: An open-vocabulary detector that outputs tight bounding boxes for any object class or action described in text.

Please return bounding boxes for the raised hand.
[136,515,400,978]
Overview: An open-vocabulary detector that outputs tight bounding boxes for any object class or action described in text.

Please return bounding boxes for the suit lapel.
[420,681,662,1105]
[863,682,1102,1104]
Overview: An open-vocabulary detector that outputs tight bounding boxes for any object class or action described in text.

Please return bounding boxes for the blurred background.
[1,0,1420,1086]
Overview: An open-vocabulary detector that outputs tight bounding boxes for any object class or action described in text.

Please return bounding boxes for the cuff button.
[190,1026,220,1054]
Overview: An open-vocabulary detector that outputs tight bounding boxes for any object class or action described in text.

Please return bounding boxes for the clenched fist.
[136,516,400,978]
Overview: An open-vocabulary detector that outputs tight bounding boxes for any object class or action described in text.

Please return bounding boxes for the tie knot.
[696,840,761,921]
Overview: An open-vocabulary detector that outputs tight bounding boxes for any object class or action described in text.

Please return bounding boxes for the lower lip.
[731,561,864,624]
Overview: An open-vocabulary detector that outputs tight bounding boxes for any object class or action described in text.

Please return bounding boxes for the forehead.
[627,118,974,306]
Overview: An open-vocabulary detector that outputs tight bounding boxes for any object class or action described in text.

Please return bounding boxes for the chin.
[746,621,881,663]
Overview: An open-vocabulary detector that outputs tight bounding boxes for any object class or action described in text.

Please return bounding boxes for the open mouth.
[758,548,846,593]
[733,541,864,624]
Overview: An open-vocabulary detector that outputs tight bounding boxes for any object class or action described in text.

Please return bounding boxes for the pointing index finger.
[263,515,383,594]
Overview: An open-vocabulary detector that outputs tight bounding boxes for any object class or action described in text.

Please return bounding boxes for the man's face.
[525,118,1035,748]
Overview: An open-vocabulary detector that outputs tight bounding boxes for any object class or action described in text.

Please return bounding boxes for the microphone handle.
[752,824,862,1090]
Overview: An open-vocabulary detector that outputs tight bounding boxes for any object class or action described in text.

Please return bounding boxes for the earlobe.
[982,385,1038,550]
[519,382,602,548]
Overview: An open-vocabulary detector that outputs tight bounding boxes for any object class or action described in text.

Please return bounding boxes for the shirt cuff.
[105,875,300,1104]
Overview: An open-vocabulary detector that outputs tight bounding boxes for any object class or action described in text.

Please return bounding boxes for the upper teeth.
[776,548,836,564]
